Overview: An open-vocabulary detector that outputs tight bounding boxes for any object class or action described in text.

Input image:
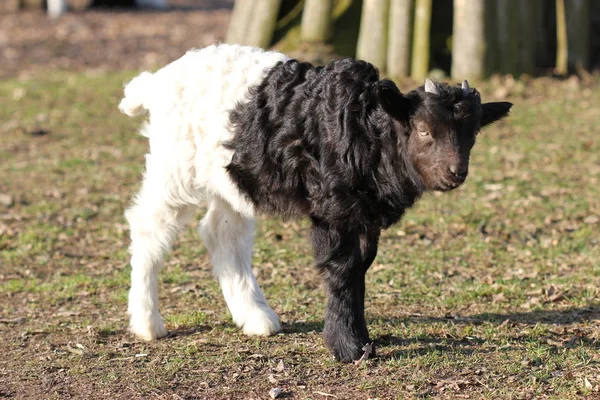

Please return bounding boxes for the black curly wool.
[227,59,422,231]
[225,58,512,362]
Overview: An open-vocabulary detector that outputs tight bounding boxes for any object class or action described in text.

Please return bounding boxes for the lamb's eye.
[418,130,430,137]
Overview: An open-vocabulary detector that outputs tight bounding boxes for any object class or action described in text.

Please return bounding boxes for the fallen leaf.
[275,359,285,372]
[269,387,282,399]
[492,293,505,303]
[546,338,564,347]
[435,379,468,391]
[0,193,14,207]
[546,292,565,303]
[66,344,84,355]
[521,296,541,309]
[544,285,565,303]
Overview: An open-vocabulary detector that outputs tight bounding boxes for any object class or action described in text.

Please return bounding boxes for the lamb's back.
[151,44,289,126]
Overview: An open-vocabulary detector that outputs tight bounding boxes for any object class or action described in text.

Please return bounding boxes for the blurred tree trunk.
[451,0,485,81]
[411,0,431,81]
[226,0,282,49]
[227,1,254,44]
[47,0,67,17]
[301,0,334,42]
[484,0,498,76]
[566,0,590,70]
[387,0,413,79]
[20,0,44,8]
[91,0,135,6]
[272,0,363,59]
[533,0,550,69]
[518,0,536,75]
[555,0,568,74]
[3,0,19,11]
[357,0,390,70]
[495,0,519,75]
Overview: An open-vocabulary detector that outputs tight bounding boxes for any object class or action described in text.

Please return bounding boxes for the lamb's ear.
[481,102,513,128]
[376,79,411,123]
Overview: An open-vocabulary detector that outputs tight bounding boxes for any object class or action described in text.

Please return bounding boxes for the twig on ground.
[353,342,373,365]
[314,391,337,398]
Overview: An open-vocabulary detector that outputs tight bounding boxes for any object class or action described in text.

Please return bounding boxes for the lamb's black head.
[377,78,512,192]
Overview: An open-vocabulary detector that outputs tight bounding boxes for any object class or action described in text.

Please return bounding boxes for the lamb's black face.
[406,82,482,192]
[406,109,477,192]
[377,79,513,192]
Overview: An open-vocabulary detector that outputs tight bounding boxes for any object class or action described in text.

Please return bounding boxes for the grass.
[0,71,599,399]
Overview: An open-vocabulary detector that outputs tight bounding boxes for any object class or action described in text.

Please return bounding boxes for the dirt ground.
[0,0,234,79]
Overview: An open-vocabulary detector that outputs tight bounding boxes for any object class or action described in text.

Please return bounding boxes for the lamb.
[119,44,512,362]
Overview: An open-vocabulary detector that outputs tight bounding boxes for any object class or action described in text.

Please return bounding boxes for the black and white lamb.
[119,44,512,362]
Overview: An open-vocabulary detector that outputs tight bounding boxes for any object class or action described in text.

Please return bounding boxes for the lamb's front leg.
[311,223,373,362]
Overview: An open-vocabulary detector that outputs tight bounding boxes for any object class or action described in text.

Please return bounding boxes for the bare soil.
[0,0,234,79]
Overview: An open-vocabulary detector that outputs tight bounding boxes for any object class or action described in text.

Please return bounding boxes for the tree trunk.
[495,0,519,75]
[483,0,497,76]
[532,0,550,69]
[272,0,363,59]
[47,0,68,17]
[301,0,334,43]
[518,0,536,75]
[451,0,485,81]
[356,0,390,71]
[411,0,432,81]
[387,0,413,79]
[566,0,590,70]
[226,0,282,49]
[227,1,254,45]
[21,0,44,8]
[555,0,568,74]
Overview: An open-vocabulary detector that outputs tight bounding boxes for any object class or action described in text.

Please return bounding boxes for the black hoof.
[329,337,376,362]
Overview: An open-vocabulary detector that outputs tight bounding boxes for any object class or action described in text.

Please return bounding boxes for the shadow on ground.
[372,305,600,360]
[280,306,600,361]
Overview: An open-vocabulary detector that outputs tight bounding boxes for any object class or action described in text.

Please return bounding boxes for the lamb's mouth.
[434,177,466,192]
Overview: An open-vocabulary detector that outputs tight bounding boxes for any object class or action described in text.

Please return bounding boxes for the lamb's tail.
[119,72,154,117]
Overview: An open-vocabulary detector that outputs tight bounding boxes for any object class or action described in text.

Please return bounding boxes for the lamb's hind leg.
[198,197,280,336]
[126,182,191,341]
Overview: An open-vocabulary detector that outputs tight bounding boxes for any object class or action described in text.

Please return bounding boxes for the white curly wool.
[120,44,288,341]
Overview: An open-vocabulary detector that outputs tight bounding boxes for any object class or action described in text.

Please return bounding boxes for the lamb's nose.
[449,164,467,177]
